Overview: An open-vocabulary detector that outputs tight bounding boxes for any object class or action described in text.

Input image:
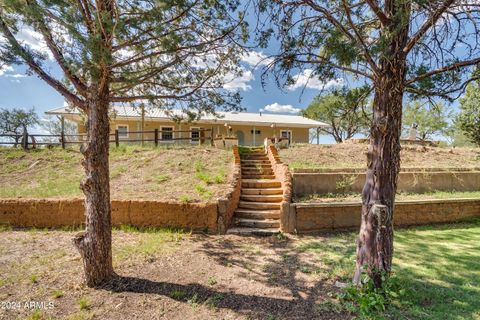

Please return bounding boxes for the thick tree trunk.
[353,1,410,287]
[73,92,114,287]
[353,76,404,287]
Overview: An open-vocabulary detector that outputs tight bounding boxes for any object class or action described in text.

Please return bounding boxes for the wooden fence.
[0,128,213,149]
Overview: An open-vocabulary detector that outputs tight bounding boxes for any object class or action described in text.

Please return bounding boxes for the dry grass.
[298,190,480,203]
[280,143,480,169]
[0,145,233,202]
[0,228,349,320]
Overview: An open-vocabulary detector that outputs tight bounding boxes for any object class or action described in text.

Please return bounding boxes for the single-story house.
[46,106,328,146]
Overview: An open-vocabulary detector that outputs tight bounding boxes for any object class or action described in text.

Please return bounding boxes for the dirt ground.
[0,229,349,320]
[280,143,480,169]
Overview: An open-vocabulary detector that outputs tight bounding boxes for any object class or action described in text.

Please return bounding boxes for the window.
[250,129,261,135]
[117,125,128,139]
[160,126,174,141]
[191,127,200,142]
[280,130,292,143]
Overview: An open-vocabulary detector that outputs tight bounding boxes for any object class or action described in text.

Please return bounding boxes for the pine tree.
[0,0,246,286]
[258,0,480,287]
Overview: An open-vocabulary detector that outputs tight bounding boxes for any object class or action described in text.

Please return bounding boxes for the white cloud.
[223,69,254,91]
[0,26,53,60]
[241,51,273,67]
[15,28,52,59]
[6,73,27,78]
[0,65,14,76]
[0,66,29,82]
[288,69,344,91]
[260,103,301,114]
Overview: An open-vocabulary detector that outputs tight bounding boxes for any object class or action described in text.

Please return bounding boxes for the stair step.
[235,218,280,228]
[240,155,269,161]
[242,152,264,155]
[241,160,269,163]
[241,165,272,170]
[226,227,280,236]
[242,174,276,179]
[238,201,281,210]
[241,158,269,161]
[242,170,274,176]
[242,167,273,171]
[242,179,281,188]
[241,188,283,195]
[240,194,283,202]
[235,209,280,219]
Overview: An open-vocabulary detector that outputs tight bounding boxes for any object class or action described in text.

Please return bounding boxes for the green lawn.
[297,218,480,319]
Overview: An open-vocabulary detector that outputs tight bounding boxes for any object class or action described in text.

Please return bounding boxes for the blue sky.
[0,39,342,143]
[0,8,345,142]
[0,7,464,144]
[0,52,338,119]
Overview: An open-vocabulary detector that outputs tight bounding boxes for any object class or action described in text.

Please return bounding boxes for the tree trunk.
[73,92,114,287]
[353,71,405,288]
[353,1,410,288]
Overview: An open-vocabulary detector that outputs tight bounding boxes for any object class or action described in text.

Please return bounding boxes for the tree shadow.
[104,275,343,319]
[192,234,345,318]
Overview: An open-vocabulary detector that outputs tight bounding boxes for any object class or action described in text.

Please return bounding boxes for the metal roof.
[46,106,329,128]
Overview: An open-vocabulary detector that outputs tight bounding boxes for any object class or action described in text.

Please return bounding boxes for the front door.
[236,130,245,145]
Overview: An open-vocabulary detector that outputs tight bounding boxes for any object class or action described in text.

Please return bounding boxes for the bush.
[339,273,408,318]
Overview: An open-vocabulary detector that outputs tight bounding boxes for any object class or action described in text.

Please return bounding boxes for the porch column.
[253,126,256,146]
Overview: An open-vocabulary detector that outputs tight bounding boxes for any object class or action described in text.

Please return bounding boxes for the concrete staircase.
[227,147,282,236]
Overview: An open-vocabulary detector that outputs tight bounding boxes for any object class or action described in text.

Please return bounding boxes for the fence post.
[22,130,28,150]
[60,116,66,149]
[210,127,214,146]
[60,131,66,149]
[154,128,158,147]
[115,129,119,147]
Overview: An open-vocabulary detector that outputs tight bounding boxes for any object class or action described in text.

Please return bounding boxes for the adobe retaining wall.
[266,145,294,233]
[0,147,244,234]
[293,171,480,196]
[0,198,219,232]
[293,198,480,233]
[217,146,242,234]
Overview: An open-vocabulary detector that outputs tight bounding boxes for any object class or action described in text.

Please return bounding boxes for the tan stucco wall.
[218,124,309,145]
[74,118,310,145]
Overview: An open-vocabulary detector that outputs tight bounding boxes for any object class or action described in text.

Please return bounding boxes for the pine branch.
[403,0,456,54]
[0,13,85,109]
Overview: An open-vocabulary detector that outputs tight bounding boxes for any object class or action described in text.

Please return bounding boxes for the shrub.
[338,273,407,318]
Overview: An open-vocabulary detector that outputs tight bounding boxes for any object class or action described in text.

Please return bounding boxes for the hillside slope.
[0,146,233,202]
[280,143,480,169]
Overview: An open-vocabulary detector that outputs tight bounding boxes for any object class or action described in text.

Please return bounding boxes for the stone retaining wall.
[293,199,480,233]
[293,171,480,195]
[0,198,218,232]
